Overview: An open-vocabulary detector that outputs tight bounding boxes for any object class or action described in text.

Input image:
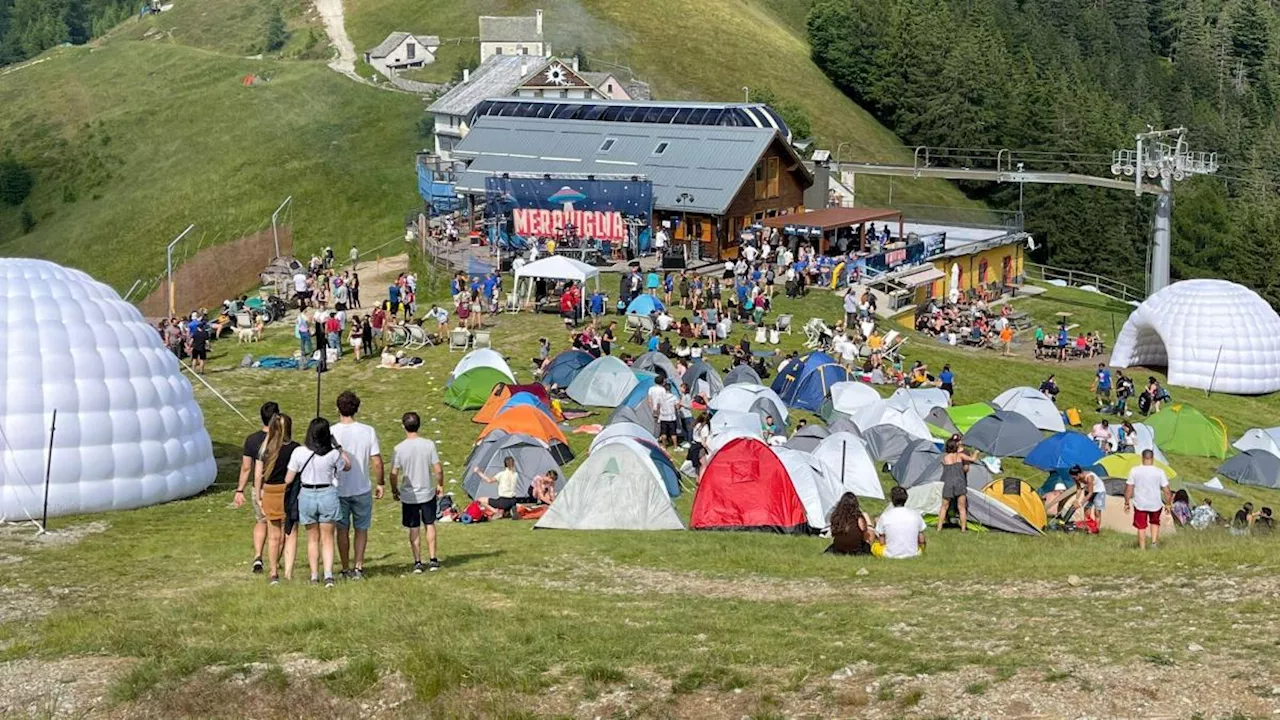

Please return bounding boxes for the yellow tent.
[982,478,1047,530]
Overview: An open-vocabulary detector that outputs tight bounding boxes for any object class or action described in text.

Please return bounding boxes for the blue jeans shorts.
[338,491,373,530]
[299,486,340,525]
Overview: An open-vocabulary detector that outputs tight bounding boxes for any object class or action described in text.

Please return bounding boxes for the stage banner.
[485,176,653,242]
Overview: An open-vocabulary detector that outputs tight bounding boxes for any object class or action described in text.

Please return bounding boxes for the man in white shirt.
[1125,449,1171,550]
[656,311,674,332]
[657,389,679,448]
[390,412,444,573]
[843,289,859,327]
[330,390,384,579]
[293,271,310,310]
[647,373,669,429]
[742,244,758,263]
[874,486,927,559]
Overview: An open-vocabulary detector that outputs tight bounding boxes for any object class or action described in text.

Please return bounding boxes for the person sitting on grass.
[390,412,443,573]
[874,486,926,559]
[825,492,874,556]
[1230,502,1257,536]
[472,456,524,519]
[1190,497,1220,529]
[1170,489,1192,526]
[531,470,559,505]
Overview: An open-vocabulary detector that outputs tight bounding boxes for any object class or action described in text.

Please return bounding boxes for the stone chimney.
[463,67,470,83]
[571,56,578,72]
[536,9,543,35]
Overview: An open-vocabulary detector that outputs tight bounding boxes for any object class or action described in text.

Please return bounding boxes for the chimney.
[463,67,470,83]
[571,56,578,72]
[520,60,527,76]
[536,9,543,35]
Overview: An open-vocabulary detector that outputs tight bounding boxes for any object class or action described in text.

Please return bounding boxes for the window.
[495,47,503,55]
[599,138,616,153]
[978,259,989,284]
[767,157,780,198]
[559,89,568,98]
[520,46,528,54]
[754,162,767,200]
[607,83,614,93]
[406,43,415,59]
[653,142,669,155]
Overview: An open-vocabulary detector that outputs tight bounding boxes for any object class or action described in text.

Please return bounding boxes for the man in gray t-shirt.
[390,412,444,573]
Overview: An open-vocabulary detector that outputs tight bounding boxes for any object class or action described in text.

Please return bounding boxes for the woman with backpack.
[284,418,351,587]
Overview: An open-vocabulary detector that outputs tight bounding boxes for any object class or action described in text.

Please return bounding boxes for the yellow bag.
[1066,407,1082,427]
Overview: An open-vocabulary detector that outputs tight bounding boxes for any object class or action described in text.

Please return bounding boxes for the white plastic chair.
[473,330,491,350]
[448,328,471,352]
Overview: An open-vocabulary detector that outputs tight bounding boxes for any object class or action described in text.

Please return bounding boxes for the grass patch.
[257,664,290,691]
[965,681,988,695]
[672,666,750,694]
[898,687,924,708]
[323,656,381,698]
[1042,669,1074,683]
[108,660,163,703]
[581,662,626,685]
[1143,652,1175,667]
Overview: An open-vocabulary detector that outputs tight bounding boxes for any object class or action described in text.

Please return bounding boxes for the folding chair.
[448,328,471,352]
[774,314,792,335]
[473,330,491,350]
[504,292,520,314]
[387,326,409,347]
[407,324,433,348]
[802,319,823,349]
[625,314,644,332]
[235,312,253,329]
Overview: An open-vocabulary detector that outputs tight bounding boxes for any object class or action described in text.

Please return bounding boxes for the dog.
[236,326,260,343]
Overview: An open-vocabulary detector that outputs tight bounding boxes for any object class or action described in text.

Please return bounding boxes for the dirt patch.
[0,656,134,719]
[0,584,82,624]
[0,520,109,548]
[930,570,1280,604]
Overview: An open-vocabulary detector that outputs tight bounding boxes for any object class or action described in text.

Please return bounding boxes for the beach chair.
[504,292,520,314]
[387,326,409,347]
[473,330,491,350]
[802,319,824,349]
[406,324,433,349]
[881,330,906,360]
[448,328,471,352]
[774,314,792,335]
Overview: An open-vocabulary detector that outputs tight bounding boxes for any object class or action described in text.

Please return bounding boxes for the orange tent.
[472,383,556,424]
[478,405,574,463]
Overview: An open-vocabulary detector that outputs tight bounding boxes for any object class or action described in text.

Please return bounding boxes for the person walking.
[390,412,444,573]
[937,435,978,532]
[253,412,300,584]
[1092,363,1112,411]
[233,401,278,574]
[330,391,383,580]
[285,417,351,587]
[295,310,313,365]
[1124,449,1171,550]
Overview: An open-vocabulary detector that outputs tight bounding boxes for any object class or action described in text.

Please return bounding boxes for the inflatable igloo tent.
[1109,279,1280,395]
[0,259,216,520]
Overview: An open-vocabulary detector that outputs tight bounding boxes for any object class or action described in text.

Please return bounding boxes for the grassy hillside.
[0,40,423,291]
[345,0,973,207]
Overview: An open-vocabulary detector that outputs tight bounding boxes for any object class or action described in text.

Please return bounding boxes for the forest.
[808,0,1280,303]
[0,0,136,65]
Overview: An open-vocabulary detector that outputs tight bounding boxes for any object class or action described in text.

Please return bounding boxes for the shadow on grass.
[358,549,504,577]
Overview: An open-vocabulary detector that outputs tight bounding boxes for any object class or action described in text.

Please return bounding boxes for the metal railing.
[1023,261,1145,304]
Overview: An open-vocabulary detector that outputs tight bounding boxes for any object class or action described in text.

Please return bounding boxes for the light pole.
[676,193,697,261]
[742,86,749,103]
[271,196,292,259]
[835,142,850,168]
[166,224,195,318]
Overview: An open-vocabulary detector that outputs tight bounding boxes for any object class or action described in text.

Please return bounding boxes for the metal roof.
[760,207,902,231]
[427,55,546,117]
[468,97,791,142]
[452,116,809,215]
[367,32,440,58]
[479,15,542,42]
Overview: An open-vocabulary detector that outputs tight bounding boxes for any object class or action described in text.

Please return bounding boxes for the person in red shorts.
[1124,449,1172,550]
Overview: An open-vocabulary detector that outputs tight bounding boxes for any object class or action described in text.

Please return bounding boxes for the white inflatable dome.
[1109,279,1280,395]
[0,259,216,520]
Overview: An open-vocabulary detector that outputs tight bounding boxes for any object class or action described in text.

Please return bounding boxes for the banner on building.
[484,176,653,243]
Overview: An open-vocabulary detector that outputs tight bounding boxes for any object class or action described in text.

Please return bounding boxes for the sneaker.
[351,568,365,581]
[310,576,319,585]
[679,442,691,450]
[428,558,441,572]
[252,557,264,574]
[324,576,335,588]
[340,569,353,580]
[412,561,425,574]
[269,575,279,586]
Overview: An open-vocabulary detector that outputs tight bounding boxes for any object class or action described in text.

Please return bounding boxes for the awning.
[898,266,946,288]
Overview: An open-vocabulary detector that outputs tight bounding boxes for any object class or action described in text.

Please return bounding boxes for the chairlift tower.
[1110,128,1218,294]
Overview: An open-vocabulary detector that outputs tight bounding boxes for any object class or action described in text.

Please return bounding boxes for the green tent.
[445,367,511,410]
[947,403,995,435]
[1146,404,1228,459]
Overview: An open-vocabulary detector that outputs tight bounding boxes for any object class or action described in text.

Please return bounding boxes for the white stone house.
[478,10,545,62]
[364,32,441,78]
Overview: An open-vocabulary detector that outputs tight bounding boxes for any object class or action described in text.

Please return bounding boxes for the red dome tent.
[691,437,808,533]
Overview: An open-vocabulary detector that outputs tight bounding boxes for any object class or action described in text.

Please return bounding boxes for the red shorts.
[1132,508,1162,529]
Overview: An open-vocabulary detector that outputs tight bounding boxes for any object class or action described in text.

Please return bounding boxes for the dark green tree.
[0,152,33,206]
[263,1,286,53]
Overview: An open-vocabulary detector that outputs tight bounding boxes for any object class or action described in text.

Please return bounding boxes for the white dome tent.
[0,259,216,521]
[1109,279,1280,394]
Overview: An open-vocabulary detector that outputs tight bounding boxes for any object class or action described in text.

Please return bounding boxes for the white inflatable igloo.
[1109,279,1280,395]
[0,259,216,520]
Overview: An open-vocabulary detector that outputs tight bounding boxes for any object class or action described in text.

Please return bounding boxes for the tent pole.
[1206,344,1224,397]
[41,409,56,532]
[840,440,847,486]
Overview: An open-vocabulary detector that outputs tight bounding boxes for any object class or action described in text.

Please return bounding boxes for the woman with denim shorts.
[285,417,351,587]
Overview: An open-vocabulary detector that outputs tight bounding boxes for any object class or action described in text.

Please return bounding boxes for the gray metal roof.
[479,15,542,42]
[368,32,441,58]
[452,116,802,215]
[427,56,546,117]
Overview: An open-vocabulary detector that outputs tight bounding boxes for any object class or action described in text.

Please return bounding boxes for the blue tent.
[543,349,595,389]
[626,295,665,315]
[621,371,681,409]
[1024,431,1105,471]
[770,352,847,411]
[498,391,550,416]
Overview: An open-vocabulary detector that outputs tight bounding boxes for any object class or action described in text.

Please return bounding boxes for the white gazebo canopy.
[515,255,600,287]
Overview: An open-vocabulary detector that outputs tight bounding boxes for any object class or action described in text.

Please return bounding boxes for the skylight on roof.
[653,142,669,155]
[599,138,616,153]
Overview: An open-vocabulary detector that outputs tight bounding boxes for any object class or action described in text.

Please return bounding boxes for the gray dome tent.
[568,355,639,408]
[827,417,863,439]
[861,424,915,464]
[724,364,762,387]
[632,351,678,382]
[784,424,831,453]
[683,360,725,400]
[608,403,658,436]
[463,431,564,500]
[925,406,959,436]
[906,482,1041,535]
[535,440,684,530]
[891,439,993,489]
[1218,450,1280,489]
[963,410,1043,458]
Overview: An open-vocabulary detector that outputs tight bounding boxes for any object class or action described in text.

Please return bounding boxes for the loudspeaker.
[661,252,686,270]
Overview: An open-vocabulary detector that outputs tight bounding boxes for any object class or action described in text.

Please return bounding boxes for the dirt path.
[312,0,357,76]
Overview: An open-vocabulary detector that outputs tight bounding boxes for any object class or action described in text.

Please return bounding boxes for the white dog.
[236,326,259,343]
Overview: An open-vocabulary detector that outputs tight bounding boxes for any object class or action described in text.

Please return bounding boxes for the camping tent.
[947,403,996,434]
[924,406,958,437]
[683,361,724,400]
[826,382,883,419]
[462,431,563,500]
[709,384,789,424]
[773,448,844,530]
[608,404,658,436]
[692,437,812,533]
[632,351,678,382]
[626,294,664,316]
[543,349,594,389]
[448,348,515,386]
[620,371,681,410]
[535,440,683,531]
[478,405,573,463]
[724,364,762,387]
[1217,450,1280,489]
[710,410,763,438]
[1109,279,1280,394]
[1146,404,1228,458]
[1025,431,1105,471]
[853,400,932,442]
[473,383,553,424]
[771,352,848,411]
[592,435,681,497]
[784,424,831,453]
[827,417,863,439]
[514,255,600,302]
[814,432,884,499]
[0,258,215,519]
[981,478,1047,530]
[568,355,640,408]
[1096,453,1177,479]
[891,439,993,489]
[861,424,920,463]
[906,482,1041,535]
[963,411,1043,458]
[1129,422,1168,464]
[992,387,1065,432]
[590,422,659,452]
[889,387,951,418]
[444,366,512,410]
[1233,427,1280,458]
